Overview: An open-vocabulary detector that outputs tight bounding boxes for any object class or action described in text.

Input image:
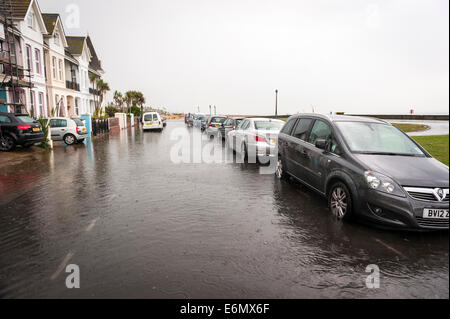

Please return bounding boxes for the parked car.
[48,117,88,145]
[201,116,211,132]
[205,116,228,139]
[218,117,245,141]
[0,113,45,151]
[142,112,164,132]
[194,114,206,129]
[277,114,449,230]
[161,117,167,127]
[227,118,284,161]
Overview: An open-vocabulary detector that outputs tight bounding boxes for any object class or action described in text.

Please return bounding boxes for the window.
[0,115,11,123]
[292,118,313,141]
[73,119,85,127]
[75,98,79,116]
[26,45,32,72]
[52,57,57,79]
[27,12,34,29]
[281,118,297,135]
[50,119,67,128]
[335,122,425,156]
[54,31,60,46]
[30,91,36,117]
[309,120,332,145]
[254,121,284,131]
[58,59,63,80]
[153,114,158,121]
[34,49,41,74]
[16,115,36,123]
[39,93,45,117]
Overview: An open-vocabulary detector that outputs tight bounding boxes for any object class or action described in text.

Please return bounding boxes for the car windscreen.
[73,119,85,126]
[211,117,226,124]
[254,121,284,131]
[16,115,36,124]
[335,122,426,156]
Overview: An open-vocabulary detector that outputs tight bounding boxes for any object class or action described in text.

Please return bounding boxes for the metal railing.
[92,118,109,136]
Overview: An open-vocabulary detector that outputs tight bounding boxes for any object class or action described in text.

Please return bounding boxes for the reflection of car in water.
[277,114,449,230]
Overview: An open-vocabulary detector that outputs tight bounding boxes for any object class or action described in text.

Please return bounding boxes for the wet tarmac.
[0,121,448,299]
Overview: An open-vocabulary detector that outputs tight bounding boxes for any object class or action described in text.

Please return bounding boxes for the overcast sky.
[39,0,449,115]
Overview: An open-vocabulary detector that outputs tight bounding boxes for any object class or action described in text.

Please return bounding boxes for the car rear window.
[144,114,154,121]
[73,119,85,127]
[254,121,284,131]
[16,115,36,123]
[211,117,226,123]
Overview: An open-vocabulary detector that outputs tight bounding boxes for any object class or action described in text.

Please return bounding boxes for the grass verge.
[413,135,449,166]
[392,123,430,133]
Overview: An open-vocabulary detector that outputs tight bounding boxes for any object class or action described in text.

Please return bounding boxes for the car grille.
[416,217,449,229]
[404,187,449,203]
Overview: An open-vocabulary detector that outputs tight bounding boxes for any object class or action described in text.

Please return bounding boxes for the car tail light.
[209,122,212,127]
[159,121,161,125]
[232,126,236,130]
[76,126,81,134]
[255,135,267,143]
[17,125,31,130]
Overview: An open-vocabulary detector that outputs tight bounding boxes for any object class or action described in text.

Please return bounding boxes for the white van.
[142,112,164,132]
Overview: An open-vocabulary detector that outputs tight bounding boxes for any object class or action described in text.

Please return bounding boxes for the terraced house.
[0,0,105,117]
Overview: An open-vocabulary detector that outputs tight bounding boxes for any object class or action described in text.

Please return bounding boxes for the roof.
[289,113,388,124]
[86,36,103,72]
[0,0,32,19]
[41,13,58,34]
[66,36,86,55]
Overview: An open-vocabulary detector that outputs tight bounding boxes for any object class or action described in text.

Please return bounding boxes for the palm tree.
[134,91,146,116]
[113,91,124,112]
[124,91,137,114]
[89,72,99,110]
[96,79,110,116]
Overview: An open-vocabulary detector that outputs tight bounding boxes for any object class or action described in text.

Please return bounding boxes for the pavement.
[0,121,448,299]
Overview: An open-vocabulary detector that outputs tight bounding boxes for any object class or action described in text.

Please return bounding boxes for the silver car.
[49,117,88,145]
[227,118,285,162]
[205,116,227,139]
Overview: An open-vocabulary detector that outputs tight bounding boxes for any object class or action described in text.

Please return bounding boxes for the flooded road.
[0,121,448,299]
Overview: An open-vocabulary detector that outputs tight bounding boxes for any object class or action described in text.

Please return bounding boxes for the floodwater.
[0,121,448,299]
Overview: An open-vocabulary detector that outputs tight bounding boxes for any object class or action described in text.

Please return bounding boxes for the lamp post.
[275,90,278,117]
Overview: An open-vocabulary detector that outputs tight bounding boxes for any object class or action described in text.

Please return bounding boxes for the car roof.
[289,113,389,124]
[247,118,285,122]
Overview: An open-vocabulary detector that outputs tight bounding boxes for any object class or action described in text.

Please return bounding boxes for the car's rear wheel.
[0,135,16,152]
[275,156,289,180]
[64,134,76,146]
[329,182,353,220]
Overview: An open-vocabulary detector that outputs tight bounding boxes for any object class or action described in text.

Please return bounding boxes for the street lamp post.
[275,90,278,117]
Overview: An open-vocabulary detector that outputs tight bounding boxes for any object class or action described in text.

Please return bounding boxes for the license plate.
[423,209,449,219]
[271,139,276,145]
[147,123,153,126]
[33,128,40,132]
[215,124,220,127]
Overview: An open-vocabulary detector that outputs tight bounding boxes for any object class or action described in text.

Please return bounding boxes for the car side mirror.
[315,138,328,150]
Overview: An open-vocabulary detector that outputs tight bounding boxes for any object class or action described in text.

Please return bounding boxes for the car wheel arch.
[325,171,358,202]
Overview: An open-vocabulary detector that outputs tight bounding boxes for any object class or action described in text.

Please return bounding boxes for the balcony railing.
[66,81,80,91]
[89,88,101,96]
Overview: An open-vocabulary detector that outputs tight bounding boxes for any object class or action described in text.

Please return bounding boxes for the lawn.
[412,135,449,166]
[392,123,430,133]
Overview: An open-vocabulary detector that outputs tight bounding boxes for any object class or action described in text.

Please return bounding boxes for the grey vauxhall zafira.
[277,114,449,230]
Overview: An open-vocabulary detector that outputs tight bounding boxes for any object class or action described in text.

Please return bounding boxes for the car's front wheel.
[0,135,16,152]
[328,182,353,220]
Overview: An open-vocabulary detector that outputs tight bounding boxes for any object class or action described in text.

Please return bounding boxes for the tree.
[89,72,100,110]
[134,91,146,115]
[96,79,110,116]
[113,91,124,112]
[124,91,135,114]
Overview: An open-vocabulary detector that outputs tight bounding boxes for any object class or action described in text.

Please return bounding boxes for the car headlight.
[364,171,406,197]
